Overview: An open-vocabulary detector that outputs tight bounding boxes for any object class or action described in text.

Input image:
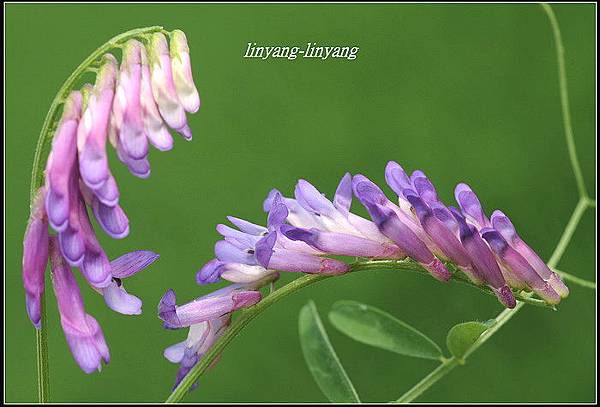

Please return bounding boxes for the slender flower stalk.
[24,27,201,389]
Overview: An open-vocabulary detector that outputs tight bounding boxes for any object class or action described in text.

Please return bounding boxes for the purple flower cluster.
[22,30,199,373]
[160,162,568,390]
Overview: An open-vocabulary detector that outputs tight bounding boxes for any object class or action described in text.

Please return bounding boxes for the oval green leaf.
[446,321,489,360]
[299,300,361,403]
[328,300,443,360]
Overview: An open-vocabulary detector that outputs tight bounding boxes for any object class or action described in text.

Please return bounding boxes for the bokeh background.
[5,3,596,403]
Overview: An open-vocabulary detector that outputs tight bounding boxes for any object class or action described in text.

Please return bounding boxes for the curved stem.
[547,196,588,269]
[165,258,552,403]
[28,26,164,403]
[393,195,593,403]
[36,299,49,403]
[393,4,595,402]
[540,3,589,200]
[165,273,331,403]
[29,25,164,202]
[394,358,460,404]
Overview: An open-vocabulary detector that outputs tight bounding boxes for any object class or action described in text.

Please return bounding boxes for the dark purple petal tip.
[262,189,282,213]
[158,289,181,329]
[280,225,318,246]
[255,231,277,268]
[196,259,223,285]
[267,193,289,230]
[494,286,516,309]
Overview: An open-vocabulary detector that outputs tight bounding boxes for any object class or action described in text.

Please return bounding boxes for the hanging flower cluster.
[22,30,200,373]
[160,161,569,389]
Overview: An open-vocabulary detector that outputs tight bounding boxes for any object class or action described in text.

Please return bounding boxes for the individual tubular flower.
[22,187,49,328]
[78,54,118,192]
[49,236,110,373]
[140,45,174,151]
[454,183,491,229]
[45,92,82,232]
[453,183,567,303]
[405,192,481,282]
[385,164,485,284]
[481,228,561,304]
[148,32,192,139]
[112,40,149,164]
[352,174,451,282]
[158,284,261,330]
[449,207,516,308]
[486,210,569,299]
[170,30,200,113]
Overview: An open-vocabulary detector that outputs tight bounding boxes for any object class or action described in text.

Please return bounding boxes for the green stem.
[394,358,460,404]
[36,296,49,403]
[165,273,331,403]
[28,26,164,404]
[547,196,588,269]
[393,193,593,403]
[392,5,596,401]
[165,258,552,403]
[540,3,589,200]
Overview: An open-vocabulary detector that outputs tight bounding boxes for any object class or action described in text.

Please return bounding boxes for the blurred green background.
[5,3,596,403]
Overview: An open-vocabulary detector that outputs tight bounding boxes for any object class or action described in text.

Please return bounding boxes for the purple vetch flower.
[140,45,174,151]
[160,275,276,390]
[158,284,261,330]
[481,228,562,304]
[24,28,201,375]
[45,91,82,232]
[148,32,192,139]
[170,30,200,114]
[454,183,491,229]
[488,210,569,299]
[385,163,486,285]
[352,174,451,282]
[49,237,110,373]
[77,54,118,192]
[112,40,149,162]
[405,193,482,282]
[22,187,49,328]
[449,207,516,308]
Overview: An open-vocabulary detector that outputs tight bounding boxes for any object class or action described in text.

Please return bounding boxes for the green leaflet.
[298,301,361,403]
[446,321,490,360]
[329,300,443,361]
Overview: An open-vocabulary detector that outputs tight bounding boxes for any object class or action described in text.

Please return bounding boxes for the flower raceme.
[161,162,568,392]
[198,162,568,307]
[22,29,200,373]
